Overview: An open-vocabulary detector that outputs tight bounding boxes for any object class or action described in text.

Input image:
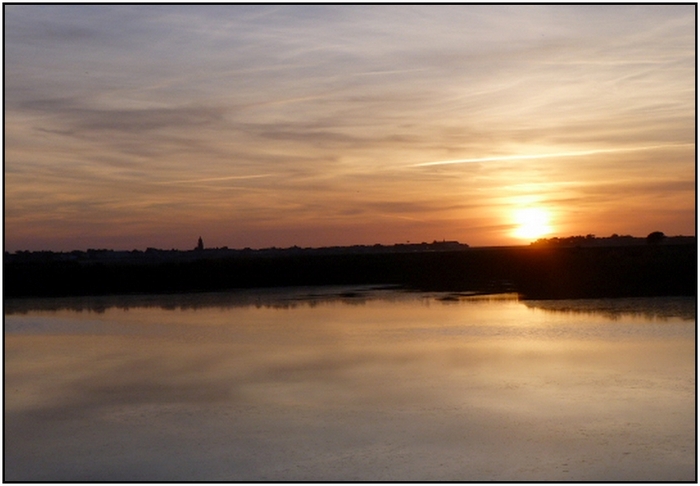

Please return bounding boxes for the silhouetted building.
[196,237,204,251]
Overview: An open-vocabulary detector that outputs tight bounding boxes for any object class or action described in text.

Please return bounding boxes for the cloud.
[154,174,274,185]
[410,143,695,167]
[18,97,225,133]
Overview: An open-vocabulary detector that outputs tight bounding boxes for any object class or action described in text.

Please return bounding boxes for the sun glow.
[512,207,552,240]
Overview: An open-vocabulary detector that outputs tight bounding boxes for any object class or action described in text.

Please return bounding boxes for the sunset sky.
[5,4,696,252]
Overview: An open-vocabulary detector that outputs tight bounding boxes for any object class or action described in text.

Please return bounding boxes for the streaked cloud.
[411,143,695,167]
[154,174,274,185]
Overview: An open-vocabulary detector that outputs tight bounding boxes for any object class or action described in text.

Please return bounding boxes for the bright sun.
[512,207,552,240]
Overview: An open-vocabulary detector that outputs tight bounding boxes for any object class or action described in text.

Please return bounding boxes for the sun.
[512,207,552,240]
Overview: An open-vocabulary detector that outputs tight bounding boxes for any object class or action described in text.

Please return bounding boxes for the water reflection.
[4,285,406,314]
[6,286,696,321]
[4,289,696,481]
[523,296,696,321]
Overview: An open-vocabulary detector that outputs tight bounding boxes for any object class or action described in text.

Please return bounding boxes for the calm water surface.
[4,288,696,481]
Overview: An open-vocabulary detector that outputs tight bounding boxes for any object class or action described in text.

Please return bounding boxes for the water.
[4,288,696,481]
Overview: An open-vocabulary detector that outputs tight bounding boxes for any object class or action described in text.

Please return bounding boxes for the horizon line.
[8,234,696,254]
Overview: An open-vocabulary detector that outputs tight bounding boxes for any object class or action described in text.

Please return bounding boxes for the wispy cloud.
[411,143,694,167]
[154,174,274,185]
[18,98,225,133]
[351,68,427,77]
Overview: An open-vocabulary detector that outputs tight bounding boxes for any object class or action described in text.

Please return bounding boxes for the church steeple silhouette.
[196,236,204,251]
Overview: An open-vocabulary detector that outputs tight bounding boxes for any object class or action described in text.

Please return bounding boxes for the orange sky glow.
[4,5,696,251]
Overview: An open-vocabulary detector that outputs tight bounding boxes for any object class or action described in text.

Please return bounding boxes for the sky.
[4,4,696,252]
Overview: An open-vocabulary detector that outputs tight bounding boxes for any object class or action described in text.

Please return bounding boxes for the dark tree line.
[5,243,695,299]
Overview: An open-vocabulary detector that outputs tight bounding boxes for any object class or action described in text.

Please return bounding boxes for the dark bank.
[5,238,696,299]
